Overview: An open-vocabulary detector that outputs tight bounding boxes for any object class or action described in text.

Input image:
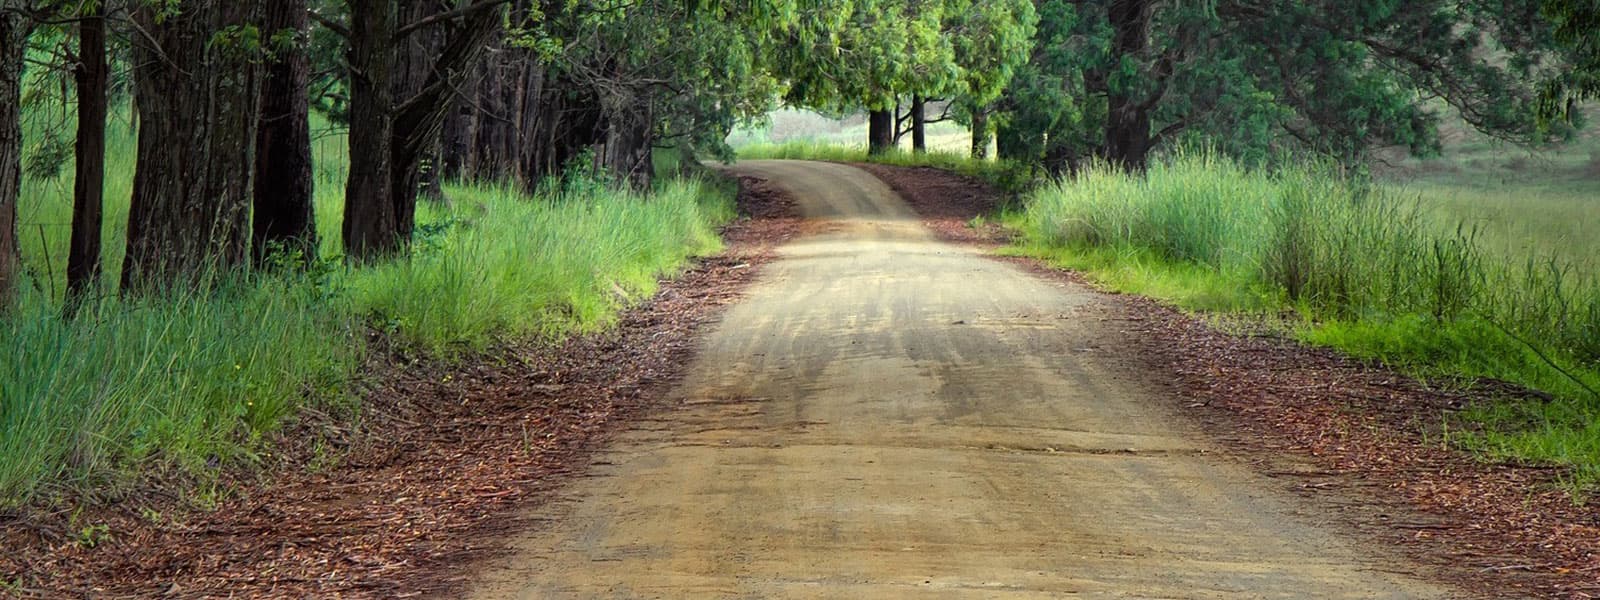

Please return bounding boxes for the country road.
[466,160,1461,599]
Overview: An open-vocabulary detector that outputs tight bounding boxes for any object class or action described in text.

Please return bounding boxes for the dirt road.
[466,161,1461,599]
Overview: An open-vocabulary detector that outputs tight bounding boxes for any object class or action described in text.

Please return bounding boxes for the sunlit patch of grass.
[346,176,733,354]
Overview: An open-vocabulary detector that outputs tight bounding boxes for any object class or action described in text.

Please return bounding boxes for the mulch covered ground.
[862,162,1600,599]
[0,174,802,599]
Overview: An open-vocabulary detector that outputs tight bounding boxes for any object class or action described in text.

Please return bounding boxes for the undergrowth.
[3,124,734,508]
[1012,153,1600,491]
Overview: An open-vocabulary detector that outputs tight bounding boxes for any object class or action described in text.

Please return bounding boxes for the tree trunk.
[910,95,927,153]
[342,0,400,262]
[253,0,317,267]
[67,5,107,306]
[123,0,267,291]
[343,0,504,263]
[394,0,446,203]
[868,109,895,155]
[0,8,29,307]
[1104,0,1154,171]
[969,105,990,160]
[386,2,503,247]
[598,87,655,189]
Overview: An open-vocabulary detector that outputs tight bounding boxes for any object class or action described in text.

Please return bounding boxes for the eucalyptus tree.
[944,0,1036,157]
[334,0,507,262]
[0,0,30,305]
[121,0,269,290]
[1000,0,1567,172]
[253,0,317,266]
[438,0,794,188]
[66,0,107,304]
[1538,0,1600,123]
[777,0,954,154]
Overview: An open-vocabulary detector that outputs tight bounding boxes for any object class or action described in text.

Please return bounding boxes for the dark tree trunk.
[868,109,895,155]
[598,87,655,189]
[440,0,611,192]
[253,0,317,267]
[343,0,399,262]
[910,95,927,153]
[387,3,502,245]
[1104,0,1155,171]
[68,6,108,306]
[969,104,990,160]
[123,0,267,291]
[0,8,29,307]
[394,0,446,203]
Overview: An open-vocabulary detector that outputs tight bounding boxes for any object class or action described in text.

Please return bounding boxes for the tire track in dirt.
[465,160,1468,599]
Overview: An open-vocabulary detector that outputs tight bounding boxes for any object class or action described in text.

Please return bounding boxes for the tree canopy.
[0,0,1591,301]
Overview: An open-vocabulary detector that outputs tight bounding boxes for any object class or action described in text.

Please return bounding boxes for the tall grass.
[4,111,735,507]
[346,177,732,354]
[1017,153,1600,487]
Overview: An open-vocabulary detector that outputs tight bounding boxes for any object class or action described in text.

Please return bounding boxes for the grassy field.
[3,113,734,509]
[1013,153,1600,491]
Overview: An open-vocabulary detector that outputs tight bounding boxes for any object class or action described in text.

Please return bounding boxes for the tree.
[0,1,29,306]
[777,0,954,155]
[122,0,269,290]
[339,0,505,262]
[1537,0,1600,124]
[999,0,1565,172]
[253,0,317,267]
[943,0,1036,158]
[67,0,107,305]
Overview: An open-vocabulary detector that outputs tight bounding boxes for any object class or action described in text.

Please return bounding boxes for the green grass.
[1014,152,1600,490]
[3,111,735,508]
[347,177,731,354]
[727,107,977,154]
[734,140,1033,194]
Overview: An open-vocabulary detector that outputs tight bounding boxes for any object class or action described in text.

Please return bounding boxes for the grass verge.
[1010,153,1600,490]
[3,164,734,509]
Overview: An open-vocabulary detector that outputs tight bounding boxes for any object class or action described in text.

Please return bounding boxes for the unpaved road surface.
[467,161,1461,599]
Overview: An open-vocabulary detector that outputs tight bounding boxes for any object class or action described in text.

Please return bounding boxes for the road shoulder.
[858,161,1598,600]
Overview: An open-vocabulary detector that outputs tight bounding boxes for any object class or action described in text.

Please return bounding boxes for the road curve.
[466,160,1460,599]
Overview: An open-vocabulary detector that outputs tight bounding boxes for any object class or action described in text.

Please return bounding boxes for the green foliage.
[999,0,1564,168]
[1016,153,1600,488]
[348,175,733,354]
[774,0,1033,117]
[3,120,735,508]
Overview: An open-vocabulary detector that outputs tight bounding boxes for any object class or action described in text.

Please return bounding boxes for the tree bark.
[868,109,895,155]
[0,7,29,307]
[124,0,267,291]
[387,2,502,246]
[598,86,655,189]
[343,0,503,262]
[253,0,318,267]
[342,0,400,262]
[1104,0,1155,171]
[68,5,107,306]
[969,104,990,160]
[910,95,927,153]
